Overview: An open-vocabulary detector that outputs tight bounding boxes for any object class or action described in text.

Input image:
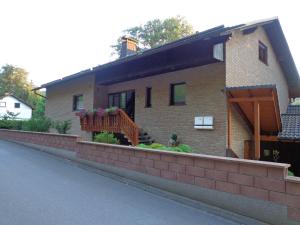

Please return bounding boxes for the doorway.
[108,90,135,121]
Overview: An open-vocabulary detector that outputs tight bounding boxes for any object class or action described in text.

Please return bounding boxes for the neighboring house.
[35,18,300,167]
[0,94,32,120]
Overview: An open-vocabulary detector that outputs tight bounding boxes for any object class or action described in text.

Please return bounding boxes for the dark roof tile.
[278,105,300,140]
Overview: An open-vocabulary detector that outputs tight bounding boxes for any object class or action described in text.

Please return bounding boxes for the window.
[73,95,83,111]
[259,41,268,65]
[145,87,152,107]
[14,103,20,108]
[0,102,6,107]
[170,83,186,105]
[108,91,130,110]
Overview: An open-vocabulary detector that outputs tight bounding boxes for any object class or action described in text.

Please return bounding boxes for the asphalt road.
[0,140,242,225]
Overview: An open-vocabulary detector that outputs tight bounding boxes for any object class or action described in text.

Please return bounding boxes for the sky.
[0,0,299,86]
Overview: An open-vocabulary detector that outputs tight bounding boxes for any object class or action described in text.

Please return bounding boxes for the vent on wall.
[213,43,224,61]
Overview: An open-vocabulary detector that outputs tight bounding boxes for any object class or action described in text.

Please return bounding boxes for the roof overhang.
[37,25,232,89]
[37,18,300,95]
[227,85,281,134]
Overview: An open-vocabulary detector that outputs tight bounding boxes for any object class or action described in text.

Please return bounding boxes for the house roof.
[278,105,300,141]
[37,18,300,97]
[0,93,33,109]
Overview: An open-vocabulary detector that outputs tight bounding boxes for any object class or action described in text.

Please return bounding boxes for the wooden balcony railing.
[77,109,139,146]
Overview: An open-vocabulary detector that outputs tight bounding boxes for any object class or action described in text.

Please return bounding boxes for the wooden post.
[254,101,261,160]
[227,101,232,150]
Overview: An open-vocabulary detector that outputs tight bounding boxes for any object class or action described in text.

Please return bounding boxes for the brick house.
[35,18,300,164]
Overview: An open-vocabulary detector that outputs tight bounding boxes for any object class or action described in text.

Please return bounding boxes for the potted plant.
[105,106,119,115]
[168,133,179,147]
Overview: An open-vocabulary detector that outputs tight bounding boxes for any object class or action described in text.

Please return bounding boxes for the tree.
[0,64,45,118]
[112,16,194,56]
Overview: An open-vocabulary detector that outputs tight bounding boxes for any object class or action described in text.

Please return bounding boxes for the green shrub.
[177,144,192,153]
[53,120,71,134]
[137,143,193,153]
[288,170,294,176]
[105,107,118,114]
[0,119,24,130]
[150,143,165,149]
[94,131,120,144]
[22,117,52,132]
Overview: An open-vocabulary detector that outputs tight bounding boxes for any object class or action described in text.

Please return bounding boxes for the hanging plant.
[75,109,88,119]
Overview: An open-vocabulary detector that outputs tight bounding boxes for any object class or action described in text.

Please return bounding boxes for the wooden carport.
[227,86,281,159]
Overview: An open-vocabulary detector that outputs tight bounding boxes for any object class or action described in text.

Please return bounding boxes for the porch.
[227,86,300,175]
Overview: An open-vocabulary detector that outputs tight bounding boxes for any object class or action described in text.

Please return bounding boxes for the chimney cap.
[121,35,138,44]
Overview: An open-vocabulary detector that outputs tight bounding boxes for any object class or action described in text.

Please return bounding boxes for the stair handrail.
[76,108,139,146]
[117,108,139,146]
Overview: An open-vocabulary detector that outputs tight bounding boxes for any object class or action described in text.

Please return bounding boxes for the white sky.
[0,0,299,86]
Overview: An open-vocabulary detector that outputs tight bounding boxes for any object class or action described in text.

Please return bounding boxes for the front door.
[108,90,135,121]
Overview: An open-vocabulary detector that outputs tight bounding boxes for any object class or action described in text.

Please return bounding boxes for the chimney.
[120,36,138,58]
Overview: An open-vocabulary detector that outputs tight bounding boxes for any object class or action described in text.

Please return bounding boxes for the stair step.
[139,136,151,140]
[139,139,154,144]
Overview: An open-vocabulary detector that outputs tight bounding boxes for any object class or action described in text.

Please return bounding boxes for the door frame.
[107,89,135,120]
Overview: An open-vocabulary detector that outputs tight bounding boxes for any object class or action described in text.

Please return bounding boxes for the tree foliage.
[112,16,194,56]
[0,64,45,118]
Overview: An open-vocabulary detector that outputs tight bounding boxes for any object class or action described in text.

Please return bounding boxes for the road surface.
[0,140,244,225]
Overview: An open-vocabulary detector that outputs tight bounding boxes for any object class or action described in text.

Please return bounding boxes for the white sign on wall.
[194,116,214,130]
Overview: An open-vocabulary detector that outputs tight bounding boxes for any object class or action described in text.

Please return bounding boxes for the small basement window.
[0,102,6,107]
[259,41,268,65]
[14,103,20,108]
[145,87,152,108]
[73,94,83,111]
[170,83,186,105]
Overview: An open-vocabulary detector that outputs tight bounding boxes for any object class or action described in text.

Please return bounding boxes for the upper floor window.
[0,102,6,107]
[145,87,152,108]
[14,103,20,108]
[73,94,83,111]
[170,82,186,106]
[259,41,268,65]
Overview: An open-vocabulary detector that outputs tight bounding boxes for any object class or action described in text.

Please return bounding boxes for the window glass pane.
[259,41,268,64]
[145,87,151,107]
[14,103,20,108]
[108,95,113,107]
[113,94,120,107]
[76,95,83,110]
[0,102,6,107]
[174,84,186,103]
[120,92,126,109]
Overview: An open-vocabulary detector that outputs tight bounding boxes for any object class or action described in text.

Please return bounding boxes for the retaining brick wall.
[1,129,300,222]
[0,129,79,151]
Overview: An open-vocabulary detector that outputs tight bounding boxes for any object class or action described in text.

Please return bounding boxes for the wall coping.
[0,129,79,138]
[285,176,300,183]
[78,141,291,169]
[0,129,291,169]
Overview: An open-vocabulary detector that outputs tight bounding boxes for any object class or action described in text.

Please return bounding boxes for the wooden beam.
[254,101,261,160]
[228,97,273,103]
[244,140,252,159]
[271,89,282,131]
[227,101,232,150]
[261,135,278,142]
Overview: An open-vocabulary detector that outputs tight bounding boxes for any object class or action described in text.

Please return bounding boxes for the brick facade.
[106,63,227,156]
[226,27,289,113]
[1,129,300,223]
[45,75,95,140]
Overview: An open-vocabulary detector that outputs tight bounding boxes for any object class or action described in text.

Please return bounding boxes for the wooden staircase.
[77,108,139,146]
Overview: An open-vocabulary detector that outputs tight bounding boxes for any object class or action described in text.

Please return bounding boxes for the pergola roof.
[227,85,281,133]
